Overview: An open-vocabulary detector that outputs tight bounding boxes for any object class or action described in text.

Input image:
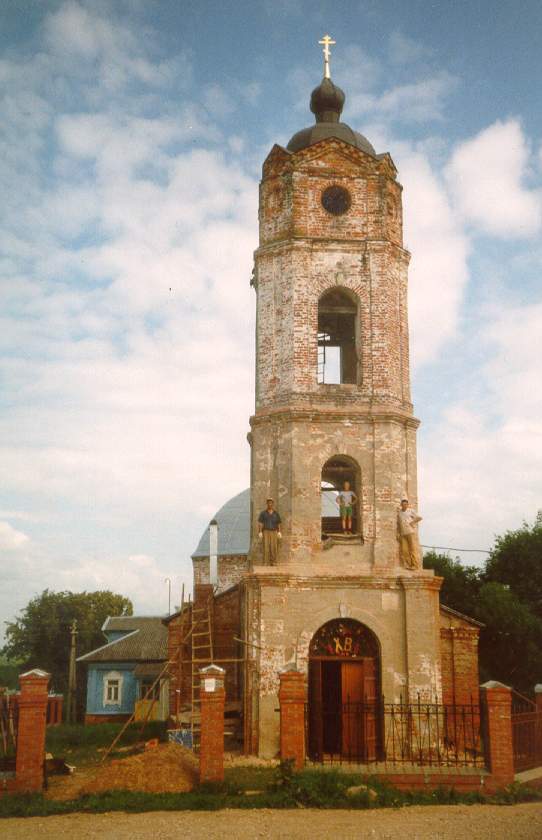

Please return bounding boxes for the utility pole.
[164,577,171,616]
[66,619,78,724]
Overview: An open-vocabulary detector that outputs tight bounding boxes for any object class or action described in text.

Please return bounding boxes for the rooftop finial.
[318,34,336,79]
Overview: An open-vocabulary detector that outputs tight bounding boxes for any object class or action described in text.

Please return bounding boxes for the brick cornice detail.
[243,572,423,591]
[401,575,443,592]
[250,408,420,429]
[254,237,410,262]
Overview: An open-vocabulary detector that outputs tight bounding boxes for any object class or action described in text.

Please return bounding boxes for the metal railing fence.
[306,696,485,768]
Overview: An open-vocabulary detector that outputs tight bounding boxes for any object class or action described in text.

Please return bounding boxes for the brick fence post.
[15,669,50,792]
[480,680,514,789]
[199,664,225,784]
[279,666,305,770]
[535,684,542,760]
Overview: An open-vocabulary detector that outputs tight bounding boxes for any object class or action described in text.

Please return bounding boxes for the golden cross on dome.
[319,34,336,79]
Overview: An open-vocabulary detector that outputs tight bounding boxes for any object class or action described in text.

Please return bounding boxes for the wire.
[421,544,490,554]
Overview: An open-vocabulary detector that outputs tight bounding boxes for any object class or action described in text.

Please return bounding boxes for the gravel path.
[2,804,542,840]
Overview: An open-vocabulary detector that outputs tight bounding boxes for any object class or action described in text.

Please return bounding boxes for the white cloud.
[420,298,542,555]
[349,73,457,124]
[388,31,433,65]
[399,150,469,366]
[0,522,30,550]
[445,119,542,237]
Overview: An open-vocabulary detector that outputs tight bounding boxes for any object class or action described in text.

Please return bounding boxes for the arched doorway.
[308,619,381,762]
[321,455,360,538]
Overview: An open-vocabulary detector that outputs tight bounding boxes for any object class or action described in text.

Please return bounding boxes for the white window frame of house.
[103,670,124,706]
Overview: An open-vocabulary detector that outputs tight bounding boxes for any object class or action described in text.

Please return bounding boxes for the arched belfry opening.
[308,618,381,762]
[321,455,360,538]
[317,288,358,385]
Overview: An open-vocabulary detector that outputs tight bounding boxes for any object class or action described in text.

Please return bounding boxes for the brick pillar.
[535,684,542,760]
[480,680,514,788]
[199,664,225,784]
[15,669,50,792]
[279,667,305,770]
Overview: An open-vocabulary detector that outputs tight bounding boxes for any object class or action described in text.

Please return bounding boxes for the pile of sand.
[80,743,198,795]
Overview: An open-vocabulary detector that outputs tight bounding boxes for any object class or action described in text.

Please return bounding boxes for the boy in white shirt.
[337,481,357,534]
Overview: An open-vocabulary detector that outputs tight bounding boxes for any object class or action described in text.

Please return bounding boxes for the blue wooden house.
[78,616,169,724]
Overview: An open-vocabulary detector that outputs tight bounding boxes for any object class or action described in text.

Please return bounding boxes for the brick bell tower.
[241,45,443,758]
[249,79,417,572]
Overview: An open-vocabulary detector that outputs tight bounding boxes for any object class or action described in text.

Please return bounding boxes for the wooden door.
[341,661,364,759]
[341,659,378,761]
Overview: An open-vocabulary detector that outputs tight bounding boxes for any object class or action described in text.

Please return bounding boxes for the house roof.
[440,603,484,628]
[77,616,168,664]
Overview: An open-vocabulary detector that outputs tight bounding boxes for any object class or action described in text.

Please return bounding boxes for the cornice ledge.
[255,238,411,258]
[250,408,420,428]
[400,575,443,592]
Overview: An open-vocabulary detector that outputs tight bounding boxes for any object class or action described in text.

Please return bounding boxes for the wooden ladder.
[190,596,214,751]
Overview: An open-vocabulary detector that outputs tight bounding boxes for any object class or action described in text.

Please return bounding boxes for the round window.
[321,185,351,216]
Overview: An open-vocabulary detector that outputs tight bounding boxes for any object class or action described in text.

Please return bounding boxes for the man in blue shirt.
[258,498,282,565]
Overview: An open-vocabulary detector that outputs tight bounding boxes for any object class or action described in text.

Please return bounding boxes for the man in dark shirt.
[258,498,282,565]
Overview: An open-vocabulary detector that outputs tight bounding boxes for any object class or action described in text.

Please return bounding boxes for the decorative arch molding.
[309,618,380,660]
[317,283,361,306]
[314,275,369,301]
[297,604,397,697]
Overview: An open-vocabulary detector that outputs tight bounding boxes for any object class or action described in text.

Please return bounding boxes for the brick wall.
[193,554,249,591]
[166,584,242,715]
[440,616,481,706]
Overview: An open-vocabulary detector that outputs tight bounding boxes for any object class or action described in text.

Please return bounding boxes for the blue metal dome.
[191,488,251,558]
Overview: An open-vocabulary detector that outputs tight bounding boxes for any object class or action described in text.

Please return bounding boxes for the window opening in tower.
[321,456,359,538]
[317,289,358,385]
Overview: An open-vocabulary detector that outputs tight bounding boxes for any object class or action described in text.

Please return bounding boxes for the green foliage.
[423,551,481,617]
[1,589,133,707]
[476,581,542,687]
[1,772,540,818]
[0,654,21,689]
[424,516,542,693]
[484,515,542,621]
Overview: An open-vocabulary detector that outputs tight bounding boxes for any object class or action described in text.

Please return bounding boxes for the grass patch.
[45,721,167,766]
[2,762,541,818]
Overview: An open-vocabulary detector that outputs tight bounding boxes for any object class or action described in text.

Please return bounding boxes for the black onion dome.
[310,77,345,122]
[287,76,375,157]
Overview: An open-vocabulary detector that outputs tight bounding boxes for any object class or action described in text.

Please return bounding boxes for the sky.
[1,0,541,641]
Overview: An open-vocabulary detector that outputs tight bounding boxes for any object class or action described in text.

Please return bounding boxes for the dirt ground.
[2,804,542,840]
[45,743,198,800]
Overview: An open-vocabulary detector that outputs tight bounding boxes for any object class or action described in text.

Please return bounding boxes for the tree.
[424,530,542,694]
[2,590,133,708]
[423,551,481,618]
[475,581,542,690]
[0,654,21,690]
[484,514,542,621]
